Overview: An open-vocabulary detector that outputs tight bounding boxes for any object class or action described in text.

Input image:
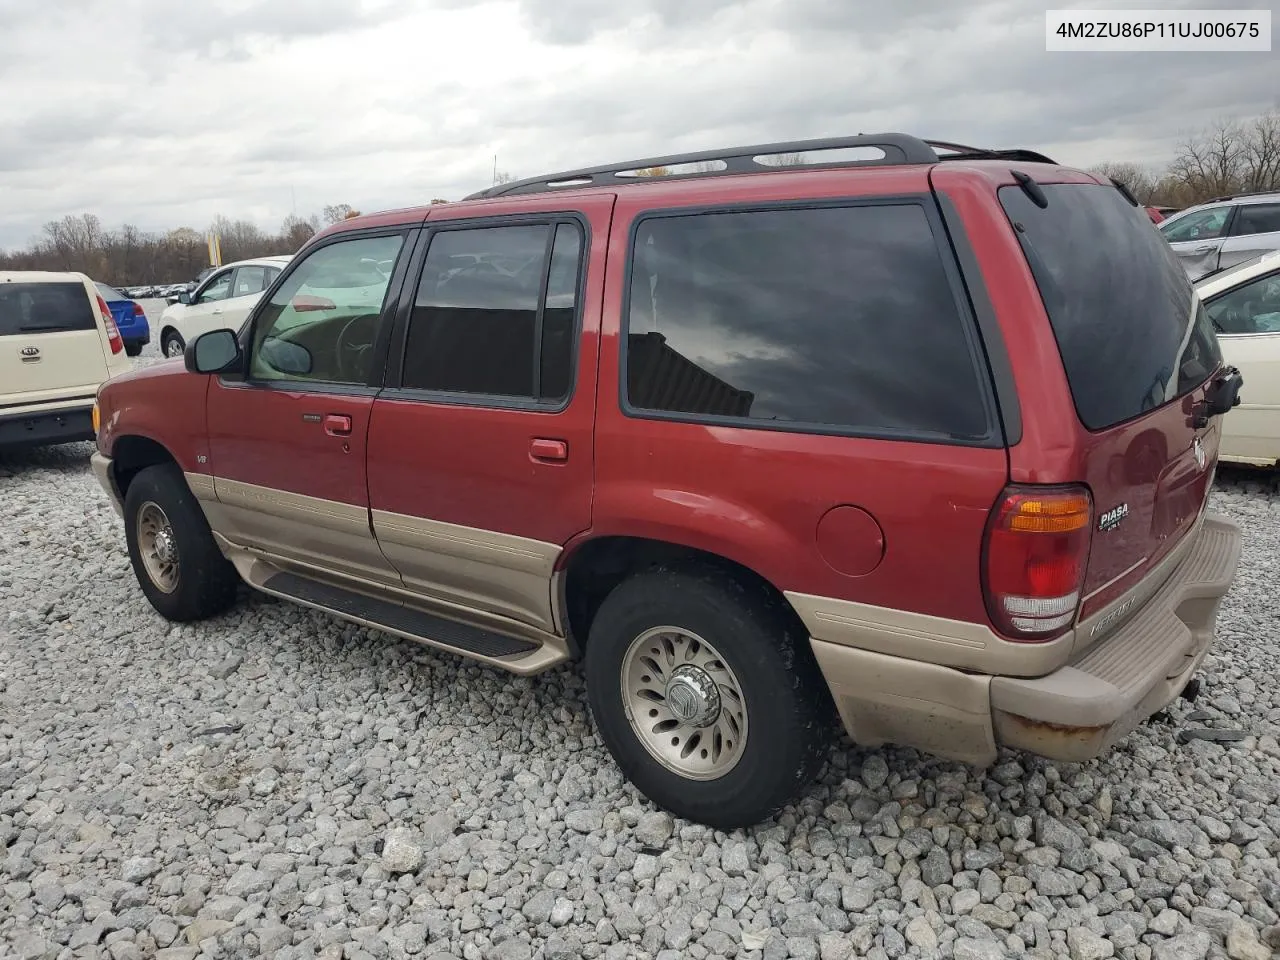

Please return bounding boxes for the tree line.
[0,204,359,286]
[1091,111,1279,208]
[3,111,1276,285]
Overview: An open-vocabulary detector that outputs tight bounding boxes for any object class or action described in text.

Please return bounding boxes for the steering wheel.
[336,314,375,382]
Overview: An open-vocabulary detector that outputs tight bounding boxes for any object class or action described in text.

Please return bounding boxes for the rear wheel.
[584,565,832,829]
[161,331,185,358]
[123,463,239,621]
[124,342,143,357]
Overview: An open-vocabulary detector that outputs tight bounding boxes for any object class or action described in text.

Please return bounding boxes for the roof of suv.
[319,133,1075,239]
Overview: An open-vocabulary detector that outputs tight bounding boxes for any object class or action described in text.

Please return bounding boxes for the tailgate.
[0,281,111,401]
[997,180,1227,634]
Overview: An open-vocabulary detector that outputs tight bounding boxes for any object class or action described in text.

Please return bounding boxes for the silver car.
[1159,191,1280,281]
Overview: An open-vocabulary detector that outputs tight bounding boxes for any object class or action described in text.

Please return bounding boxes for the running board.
[262,570,540,660]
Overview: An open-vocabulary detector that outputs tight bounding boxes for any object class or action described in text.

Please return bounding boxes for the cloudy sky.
[0,0,1276,250]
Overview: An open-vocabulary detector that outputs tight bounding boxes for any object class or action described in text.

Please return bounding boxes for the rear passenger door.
[1220,203,1280,271]
[366,197,612,633]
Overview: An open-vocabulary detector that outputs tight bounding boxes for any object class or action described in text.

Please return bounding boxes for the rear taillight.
[132,302,145,316]
[983,484,1093,642]
[97,295,123,355]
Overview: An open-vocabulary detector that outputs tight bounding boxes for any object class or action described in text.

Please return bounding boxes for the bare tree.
[493,171,517,185]
[1242,110,1280,192]
[1090,161,1158,203]
[322,203,356,224]
[280,214,319,251]
[1168,117,1247,199]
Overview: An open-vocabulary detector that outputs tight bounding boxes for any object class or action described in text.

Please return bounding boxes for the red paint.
[96,157,1225,642]
[815,506,886,578]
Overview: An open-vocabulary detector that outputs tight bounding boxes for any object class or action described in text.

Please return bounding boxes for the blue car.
[95,283,150,357]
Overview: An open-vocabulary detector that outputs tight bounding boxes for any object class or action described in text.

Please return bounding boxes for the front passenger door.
[202,231,412,586]
[1161,205,1234,279]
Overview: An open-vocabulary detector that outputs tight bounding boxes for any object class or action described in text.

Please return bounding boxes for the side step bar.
[263,571,539,659]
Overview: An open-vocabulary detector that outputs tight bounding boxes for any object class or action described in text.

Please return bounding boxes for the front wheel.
[123,463,240,621]
[161,331,185,358]
[585,565,833,829]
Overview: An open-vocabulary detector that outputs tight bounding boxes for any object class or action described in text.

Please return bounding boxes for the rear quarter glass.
[998,183,1222,431]
[0,282,98,336]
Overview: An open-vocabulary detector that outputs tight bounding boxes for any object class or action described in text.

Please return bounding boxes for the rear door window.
[1232,203,1280,236]
[1000,183,1222,430]
[0,282,97,335]
[624,203,995,442]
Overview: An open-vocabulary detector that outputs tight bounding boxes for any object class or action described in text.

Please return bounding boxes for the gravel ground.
[3,375,1280,960]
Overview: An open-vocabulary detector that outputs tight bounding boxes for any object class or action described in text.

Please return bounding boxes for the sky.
[0,0,1276,250]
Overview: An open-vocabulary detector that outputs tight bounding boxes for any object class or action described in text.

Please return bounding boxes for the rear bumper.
[0,404,95,450]
[807,513,1242,767]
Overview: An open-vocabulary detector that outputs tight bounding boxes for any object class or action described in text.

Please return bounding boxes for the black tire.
[124,342,143,357]
[123,463,239,621]
[585,564,833,829]
[161,331,185,359]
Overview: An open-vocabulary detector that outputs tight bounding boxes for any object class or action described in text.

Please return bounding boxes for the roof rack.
[463,134,1058,200]
[1205,189,1280,203]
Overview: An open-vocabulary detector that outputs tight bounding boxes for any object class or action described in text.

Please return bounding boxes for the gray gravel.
[3,400,1280,959]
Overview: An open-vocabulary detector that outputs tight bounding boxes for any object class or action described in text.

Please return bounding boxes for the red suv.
[91,135,1243,828]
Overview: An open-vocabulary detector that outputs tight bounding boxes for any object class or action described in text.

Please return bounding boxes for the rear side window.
[402,221,583,402]
[1000,183,1222,431]
[1234,203,1280,236]
[0,282,96,336]
[624,203,993,441]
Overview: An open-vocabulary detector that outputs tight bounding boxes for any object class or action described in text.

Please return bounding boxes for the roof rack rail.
[1205,188,1280,203]
[463,133,942,200]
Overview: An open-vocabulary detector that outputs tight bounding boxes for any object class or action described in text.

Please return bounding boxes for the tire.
[585,564,833,829]
[123,463,239,621]
[124,342,143,357]
[161,331,185,358]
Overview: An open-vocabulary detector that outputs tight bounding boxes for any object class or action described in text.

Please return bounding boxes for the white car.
[1196,249,1280,466]
[1,271,132,450]
[1160,192,1280,281]
[156,256,292,358]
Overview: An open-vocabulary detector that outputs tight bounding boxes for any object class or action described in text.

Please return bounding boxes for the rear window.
[96,283,127,302]
[0,282,97,336]
[624,203,994,442]
[1000,183,1222,431]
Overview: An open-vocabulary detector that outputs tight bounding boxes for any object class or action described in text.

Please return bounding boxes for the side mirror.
[178,292,192,305]
[185,329,242,375]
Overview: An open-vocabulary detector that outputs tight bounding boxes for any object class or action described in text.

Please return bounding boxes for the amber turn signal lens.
[91,402,100,435]
[1005,495,1091,534]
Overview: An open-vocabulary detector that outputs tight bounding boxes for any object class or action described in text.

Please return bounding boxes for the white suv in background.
[1159,191,1280,281]
[1,271,131,450]
[156,256,292,358]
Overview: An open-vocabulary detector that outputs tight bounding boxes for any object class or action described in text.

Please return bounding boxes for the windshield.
[1000,182,1222,431]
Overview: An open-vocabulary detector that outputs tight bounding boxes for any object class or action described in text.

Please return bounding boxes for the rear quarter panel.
[585,169,1011,624]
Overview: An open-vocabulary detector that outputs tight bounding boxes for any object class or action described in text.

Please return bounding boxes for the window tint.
[1205,270,1280,335]
[1234,203,1280,236]
[625,204,990,439]
[249,234,404,385]
[1001,183,1222,430]
[233,266,268,298]
[1160,206,1230,243]
[0,283,96,336]
[402,222,583,401]
[195,271,233,304]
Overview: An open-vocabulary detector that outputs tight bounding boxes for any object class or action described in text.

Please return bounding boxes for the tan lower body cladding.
[790,513,1241,768]
[189,474,570,672]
